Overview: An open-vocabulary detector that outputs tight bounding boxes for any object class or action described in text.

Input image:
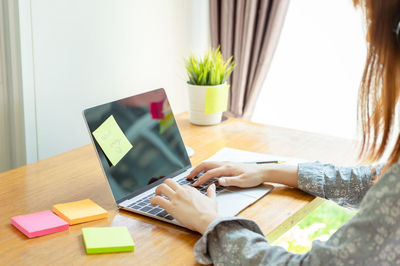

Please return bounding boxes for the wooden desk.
[0,112,359,265]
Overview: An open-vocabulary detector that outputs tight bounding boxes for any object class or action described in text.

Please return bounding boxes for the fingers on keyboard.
[128,177,224,217]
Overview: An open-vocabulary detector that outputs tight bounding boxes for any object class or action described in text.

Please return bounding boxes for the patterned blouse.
[193,161,400,265]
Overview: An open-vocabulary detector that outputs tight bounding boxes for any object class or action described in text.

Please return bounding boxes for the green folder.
[82,227,135,254]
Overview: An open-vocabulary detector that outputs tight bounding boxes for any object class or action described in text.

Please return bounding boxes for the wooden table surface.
[0,112,359,265]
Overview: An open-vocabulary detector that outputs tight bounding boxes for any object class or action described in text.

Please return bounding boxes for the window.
[252,0,366,140]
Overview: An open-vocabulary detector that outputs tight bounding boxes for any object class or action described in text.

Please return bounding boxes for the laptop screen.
[83,88,191,202]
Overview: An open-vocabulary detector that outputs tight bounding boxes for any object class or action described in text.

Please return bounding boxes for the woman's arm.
[189,161,379,209]
[187,162,299,188]
[194,161,399,265]
[151,161,393,265]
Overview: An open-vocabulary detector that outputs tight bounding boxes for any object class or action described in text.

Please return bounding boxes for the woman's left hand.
[150,178,219,234]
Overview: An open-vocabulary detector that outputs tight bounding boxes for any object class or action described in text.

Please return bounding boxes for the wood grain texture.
[0,112,359,265]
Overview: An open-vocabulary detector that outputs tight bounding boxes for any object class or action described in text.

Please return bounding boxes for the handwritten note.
[204,85,229,114]
[92,115,133,166]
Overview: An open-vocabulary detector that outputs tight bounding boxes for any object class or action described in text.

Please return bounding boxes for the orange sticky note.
[52,199,108,225]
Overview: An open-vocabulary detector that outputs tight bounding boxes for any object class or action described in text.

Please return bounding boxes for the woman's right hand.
[187,161,299,188]
[187,161,269,188]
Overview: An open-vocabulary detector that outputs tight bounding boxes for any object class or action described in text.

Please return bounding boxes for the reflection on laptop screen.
[83,88,191,202]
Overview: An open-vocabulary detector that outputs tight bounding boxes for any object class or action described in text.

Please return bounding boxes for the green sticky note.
[159,112,174,134]
[204,85,229,114]
[92,115,133,166]
[82,227,135,254]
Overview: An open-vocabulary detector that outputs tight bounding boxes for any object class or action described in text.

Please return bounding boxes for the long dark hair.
[354,0,400,168]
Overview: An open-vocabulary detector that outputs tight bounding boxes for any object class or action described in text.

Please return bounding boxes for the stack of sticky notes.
[11,199,108,238]
[11,210,69,238]
[82,227,135,254]
[52,199,108,225]
[10,199,135,255]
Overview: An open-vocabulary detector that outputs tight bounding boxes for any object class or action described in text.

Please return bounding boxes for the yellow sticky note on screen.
[204,85,229,114]
[92,115,133,166]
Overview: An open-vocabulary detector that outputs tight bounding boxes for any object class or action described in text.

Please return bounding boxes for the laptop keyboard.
[127,175,224,221]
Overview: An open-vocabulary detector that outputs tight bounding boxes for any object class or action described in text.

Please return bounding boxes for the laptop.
[83,88,272,227]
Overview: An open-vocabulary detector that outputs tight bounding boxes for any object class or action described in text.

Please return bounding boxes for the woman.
[151,0,400,265]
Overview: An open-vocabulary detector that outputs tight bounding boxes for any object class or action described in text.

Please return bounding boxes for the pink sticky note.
[11,210,69,238]
[150,100,165,120]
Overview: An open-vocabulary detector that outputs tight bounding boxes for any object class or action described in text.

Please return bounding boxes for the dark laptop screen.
[83,88,191,202]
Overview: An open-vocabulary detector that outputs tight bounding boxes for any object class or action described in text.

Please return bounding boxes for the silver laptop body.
[83,88,272,227]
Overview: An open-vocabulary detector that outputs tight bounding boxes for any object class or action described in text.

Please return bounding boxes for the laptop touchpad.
[226,184,273,199]
[216,191,256,217]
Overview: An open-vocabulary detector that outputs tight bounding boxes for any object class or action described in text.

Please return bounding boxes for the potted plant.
[185,47,235,125]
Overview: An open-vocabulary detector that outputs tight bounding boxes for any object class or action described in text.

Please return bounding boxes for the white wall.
[19,0,210,162]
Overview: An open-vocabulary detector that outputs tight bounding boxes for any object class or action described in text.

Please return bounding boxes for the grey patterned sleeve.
[194,217,307,265]
[297,162,379,208]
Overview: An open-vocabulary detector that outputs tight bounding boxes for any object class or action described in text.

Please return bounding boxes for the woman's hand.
[150,178,219,235]
[187,161,299,188]
[187,161,268,188]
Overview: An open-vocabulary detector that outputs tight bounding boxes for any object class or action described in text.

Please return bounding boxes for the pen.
[242,160,284,164]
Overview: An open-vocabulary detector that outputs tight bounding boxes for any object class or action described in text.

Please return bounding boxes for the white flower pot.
[187,83,228,126]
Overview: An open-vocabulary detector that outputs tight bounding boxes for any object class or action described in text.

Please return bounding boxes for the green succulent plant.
[185,47,235,86]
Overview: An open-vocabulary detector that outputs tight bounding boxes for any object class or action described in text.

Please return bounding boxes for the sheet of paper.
[204,147,306,164]
[82,227,135,254]
[92,115,133,166]
[204,85,229,114]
